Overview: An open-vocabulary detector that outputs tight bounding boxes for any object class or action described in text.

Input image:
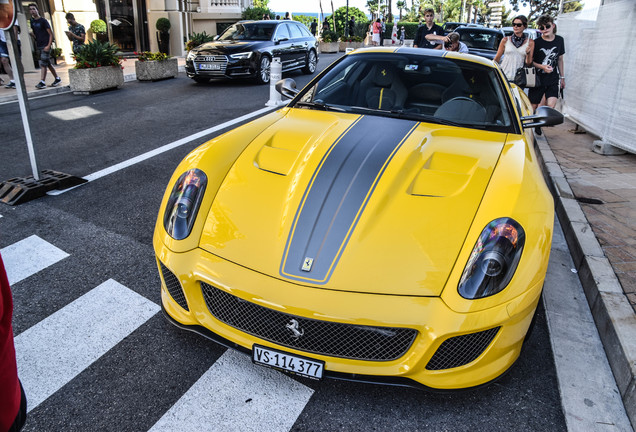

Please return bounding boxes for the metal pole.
[7,28,40,180]
[345,0,349,37]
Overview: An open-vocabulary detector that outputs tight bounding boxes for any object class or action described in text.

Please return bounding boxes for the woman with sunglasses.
[494,15,534,81]
[529,14,566,111]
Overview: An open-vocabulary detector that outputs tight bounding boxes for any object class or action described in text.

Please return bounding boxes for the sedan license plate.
[198,63,221,71]
[253,345,324,380]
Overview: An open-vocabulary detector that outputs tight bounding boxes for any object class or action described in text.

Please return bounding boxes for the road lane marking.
[149,349,314,432]
[13,279,160,412]
[1,235,69,285]
[48,106,278,195]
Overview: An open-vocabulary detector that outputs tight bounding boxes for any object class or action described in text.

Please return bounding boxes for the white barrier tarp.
[558,1,636,154]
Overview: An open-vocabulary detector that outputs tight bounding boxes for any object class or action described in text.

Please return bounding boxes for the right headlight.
[458,218,525,299]
[187,50,197,61]
[163,169,207,240]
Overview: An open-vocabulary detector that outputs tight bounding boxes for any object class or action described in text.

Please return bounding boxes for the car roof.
[347,46,496,68]
[455,26,504,34]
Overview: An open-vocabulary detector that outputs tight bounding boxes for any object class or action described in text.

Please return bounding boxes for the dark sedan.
[454,27,504,60]
[185,20,319,85]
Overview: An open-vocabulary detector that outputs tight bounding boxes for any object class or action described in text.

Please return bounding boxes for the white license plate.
[253,345,324,380]
[198,63,221,70]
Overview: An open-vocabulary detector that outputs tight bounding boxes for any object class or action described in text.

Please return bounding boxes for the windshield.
[458,30,502,50]
[218,23,275,41]
[292,52,513,132]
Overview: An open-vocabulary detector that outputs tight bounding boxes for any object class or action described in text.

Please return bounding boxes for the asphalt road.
[0,54,568,431]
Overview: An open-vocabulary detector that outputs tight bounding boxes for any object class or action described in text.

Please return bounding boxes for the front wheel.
[256,55,271,85]
[302,50,317,74]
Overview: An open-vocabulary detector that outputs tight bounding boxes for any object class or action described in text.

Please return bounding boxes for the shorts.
[528,81,560,104]
[38,47,51,67]
[0,40,8,58]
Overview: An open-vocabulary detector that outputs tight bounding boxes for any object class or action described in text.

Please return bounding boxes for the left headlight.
[458,218,525,299]
[187,50,197,61]
[229,52,253,59]
[163,169,207,240]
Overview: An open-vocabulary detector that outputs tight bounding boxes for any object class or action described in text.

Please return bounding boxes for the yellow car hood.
[199,109,506,296]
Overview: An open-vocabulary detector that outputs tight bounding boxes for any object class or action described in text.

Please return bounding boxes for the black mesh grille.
[201,282,418,361]
[160,262,189,311]
[425,327,500,370]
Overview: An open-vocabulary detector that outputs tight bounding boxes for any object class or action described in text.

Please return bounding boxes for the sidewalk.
[0,56,186,104]
[536,119,636,430]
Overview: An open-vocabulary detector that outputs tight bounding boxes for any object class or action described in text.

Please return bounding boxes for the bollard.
[265,57,284,107]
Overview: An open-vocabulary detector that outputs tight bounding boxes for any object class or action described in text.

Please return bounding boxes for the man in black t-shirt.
[529,14,566,110]
[413,8,444,49]
[28,3,61,89]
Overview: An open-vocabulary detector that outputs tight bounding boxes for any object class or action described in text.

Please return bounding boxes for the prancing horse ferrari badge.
[302,257,313,271]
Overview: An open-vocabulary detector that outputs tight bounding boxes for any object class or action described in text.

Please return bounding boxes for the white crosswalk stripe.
[1,235,69,285]
[14,279,160,412]
[150,349,314,432]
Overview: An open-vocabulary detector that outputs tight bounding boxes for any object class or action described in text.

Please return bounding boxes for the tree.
[564,1,584,13]
[252,0,269,8]
[397,0,406,20]
[328,6,368,37]
[508,0,559,22]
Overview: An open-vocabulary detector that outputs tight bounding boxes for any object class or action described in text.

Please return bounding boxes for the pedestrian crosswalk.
[2,234,315,431]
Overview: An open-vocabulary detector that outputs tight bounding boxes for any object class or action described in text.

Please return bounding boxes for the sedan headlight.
[458,218,525,299]
[163,169,207,240]
[229,52,253,59]
[187,50,197,61]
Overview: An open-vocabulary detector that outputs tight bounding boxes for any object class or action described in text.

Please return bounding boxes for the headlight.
[458,218,525,299]
[163,169,207,240]
[187,50,197,61]
[229,52,253,59]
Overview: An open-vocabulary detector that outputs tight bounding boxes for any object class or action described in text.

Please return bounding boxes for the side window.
[297,24,312,38]
[287,23,303,39]
[275,24,291,40]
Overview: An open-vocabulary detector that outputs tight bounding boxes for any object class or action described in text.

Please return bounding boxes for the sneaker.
[35,81,46,89]
[51,77,62,87]
[5,81,16,89]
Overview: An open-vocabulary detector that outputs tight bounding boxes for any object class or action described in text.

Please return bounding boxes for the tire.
[193,76,210,84]
[256,55,271,85]
[302,50,317,74]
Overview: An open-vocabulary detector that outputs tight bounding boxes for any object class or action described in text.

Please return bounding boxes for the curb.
[535,130,636,431]
[0,66,186,104]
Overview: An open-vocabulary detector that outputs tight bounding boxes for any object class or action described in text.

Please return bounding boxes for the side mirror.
[275,78,299,99]
[275,37,289,44]
[213,35,219,41]
[521,106,564,128]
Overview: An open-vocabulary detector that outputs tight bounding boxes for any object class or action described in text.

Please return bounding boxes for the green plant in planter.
[135,51,171,61]
[51,47,63,58]
[185,31,215,51]
[156,18,171,54]
[321,30,338,43]
[90,19,108,42]
[73,39,122,69]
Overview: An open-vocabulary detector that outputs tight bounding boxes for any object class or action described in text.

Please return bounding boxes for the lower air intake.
[425,327,500,370]
[159,262,189,311]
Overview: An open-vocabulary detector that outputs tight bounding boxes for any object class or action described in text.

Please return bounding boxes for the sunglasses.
[512,22,524,27]
[538,24,552,31]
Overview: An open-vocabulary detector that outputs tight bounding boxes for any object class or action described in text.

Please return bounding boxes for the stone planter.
[319,41,339,53]
[69,66,124,94]
[338,41,363,52]
[135,58,178,81]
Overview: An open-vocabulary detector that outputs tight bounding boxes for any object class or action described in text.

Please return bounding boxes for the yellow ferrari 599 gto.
[153,47,563,390]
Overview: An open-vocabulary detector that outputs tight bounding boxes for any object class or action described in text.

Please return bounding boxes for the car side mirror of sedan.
[521,106,564,129]
[275,78,299,99]
[213,35,219,41]
[275,37,289,44]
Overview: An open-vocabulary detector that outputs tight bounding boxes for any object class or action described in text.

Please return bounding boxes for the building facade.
[14,0,251,70]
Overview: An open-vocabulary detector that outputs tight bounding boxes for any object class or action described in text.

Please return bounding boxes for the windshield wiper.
[294,101,346,112]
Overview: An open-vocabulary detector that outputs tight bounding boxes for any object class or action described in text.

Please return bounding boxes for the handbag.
[514,66,541,88]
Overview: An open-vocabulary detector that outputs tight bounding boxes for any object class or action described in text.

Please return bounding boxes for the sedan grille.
[425,327,500,370]
[159,262,189,311]
[193,55,228,74]
[201,282,418,361]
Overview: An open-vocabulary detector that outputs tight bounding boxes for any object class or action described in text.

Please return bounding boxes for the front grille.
[201,282,418,361]
[425,327,500,370]
[160,262,189,311]
[193,55,228,74]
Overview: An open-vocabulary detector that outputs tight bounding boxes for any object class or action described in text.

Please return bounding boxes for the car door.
[286,23,307,68]
[272,23,293,69]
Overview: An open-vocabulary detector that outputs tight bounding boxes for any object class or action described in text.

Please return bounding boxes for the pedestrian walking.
[400,26,405,45]
[283,12,291,20]
[379,17,386,47]
[391,22,398,45]
[413,9,444,49]
[493,15,534,81]
[310,19,317,36]
[372,18,381,46]
[322,18,330,33]
[64,13,86,55]
[0,29,16,89]
[348,16,355,37]
[28,3,61,89]
[529,14,565,110]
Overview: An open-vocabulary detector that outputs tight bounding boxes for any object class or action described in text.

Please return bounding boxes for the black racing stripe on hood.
[280,115,418,284]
